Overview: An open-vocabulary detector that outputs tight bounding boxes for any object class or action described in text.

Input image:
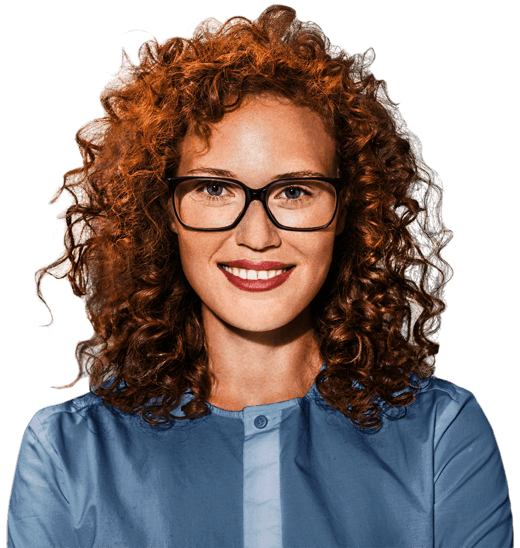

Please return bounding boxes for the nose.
[234,199,281,249]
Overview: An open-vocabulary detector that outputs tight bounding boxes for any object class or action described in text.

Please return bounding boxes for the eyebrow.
[185,167,328,180]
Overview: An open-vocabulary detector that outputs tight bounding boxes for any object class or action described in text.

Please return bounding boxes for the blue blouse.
[8,366,514,547]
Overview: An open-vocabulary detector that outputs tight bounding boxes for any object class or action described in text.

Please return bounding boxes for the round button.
[254,415,268,429]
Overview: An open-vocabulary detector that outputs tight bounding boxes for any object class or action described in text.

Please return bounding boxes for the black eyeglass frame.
[166,176,345,232]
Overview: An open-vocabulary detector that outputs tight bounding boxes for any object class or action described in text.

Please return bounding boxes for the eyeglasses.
[166,176,344,231]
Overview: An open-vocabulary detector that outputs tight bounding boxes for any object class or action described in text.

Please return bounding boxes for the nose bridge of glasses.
[242,187,272,221]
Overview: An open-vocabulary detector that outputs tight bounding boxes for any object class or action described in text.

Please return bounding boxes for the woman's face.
[171,95,345,333]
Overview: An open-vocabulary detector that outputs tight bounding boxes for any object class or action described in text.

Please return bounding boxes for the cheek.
[305,233,336,264]
[176,233,221,286]
[315,233,337,270]
[173,231,198,279]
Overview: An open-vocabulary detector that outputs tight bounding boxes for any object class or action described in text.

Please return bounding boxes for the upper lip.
[220,260,294,271]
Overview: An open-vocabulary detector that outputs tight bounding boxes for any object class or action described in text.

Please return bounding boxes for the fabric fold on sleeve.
[433,392,513,548]
[7,411,77,547]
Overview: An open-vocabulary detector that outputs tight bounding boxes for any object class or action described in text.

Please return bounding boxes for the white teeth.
[221,265,290,280]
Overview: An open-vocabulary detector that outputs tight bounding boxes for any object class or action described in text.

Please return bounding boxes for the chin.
[226,313,297,333]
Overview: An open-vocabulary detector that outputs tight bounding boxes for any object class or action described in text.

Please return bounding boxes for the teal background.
[2,0,518,542]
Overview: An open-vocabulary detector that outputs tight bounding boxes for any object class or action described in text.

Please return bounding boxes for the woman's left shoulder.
[415,374,475,403]
[408,375,497,443]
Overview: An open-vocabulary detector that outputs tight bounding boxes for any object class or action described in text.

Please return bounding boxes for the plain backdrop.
[2,0,518,539]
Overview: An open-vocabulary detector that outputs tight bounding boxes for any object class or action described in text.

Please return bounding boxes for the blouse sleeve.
[433,391,514,547]
[7,414,77,547]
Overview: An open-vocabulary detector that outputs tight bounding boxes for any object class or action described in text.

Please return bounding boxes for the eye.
[281,186,306,199]
[202,183,225,197]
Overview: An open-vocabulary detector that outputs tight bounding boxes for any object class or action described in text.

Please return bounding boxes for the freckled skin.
[171,94,346,410]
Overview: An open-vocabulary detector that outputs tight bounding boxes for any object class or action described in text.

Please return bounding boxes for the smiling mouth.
[218,264,294,281]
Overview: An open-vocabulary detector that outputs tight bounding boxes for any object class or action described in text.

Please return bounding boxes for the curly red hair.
[37,5,453,430]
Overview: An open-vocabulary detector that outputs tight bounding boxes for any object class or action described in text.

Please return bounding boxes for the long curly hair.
[37,5,453,430]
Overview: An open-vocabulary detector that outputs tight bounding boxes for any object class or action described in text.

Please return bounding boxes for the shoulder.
[416,375,477,414]
[27,375,143,437]
[375,375,479,424]
[406,376,496,448]
[26,391,111,443]
[25,381,193,448]
[415,375,482,412]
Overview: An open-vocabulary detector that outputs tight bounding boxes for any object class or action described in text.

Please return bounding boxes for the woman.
[7,5,513,547]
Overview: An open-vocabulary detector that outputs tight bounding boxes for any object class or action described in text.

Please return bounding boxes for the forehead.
[178,95,337,176]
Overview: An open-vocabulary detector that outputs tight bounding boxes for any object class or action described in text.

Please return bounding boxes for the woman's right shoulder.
[26,391,109,440]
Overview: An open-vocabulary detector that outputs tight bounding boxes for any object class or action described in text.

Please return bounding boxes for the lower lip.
[219,265,295,292]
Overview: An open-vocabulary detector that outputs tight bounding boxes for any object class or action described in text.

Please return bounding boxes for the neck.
[203,304,322,411]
